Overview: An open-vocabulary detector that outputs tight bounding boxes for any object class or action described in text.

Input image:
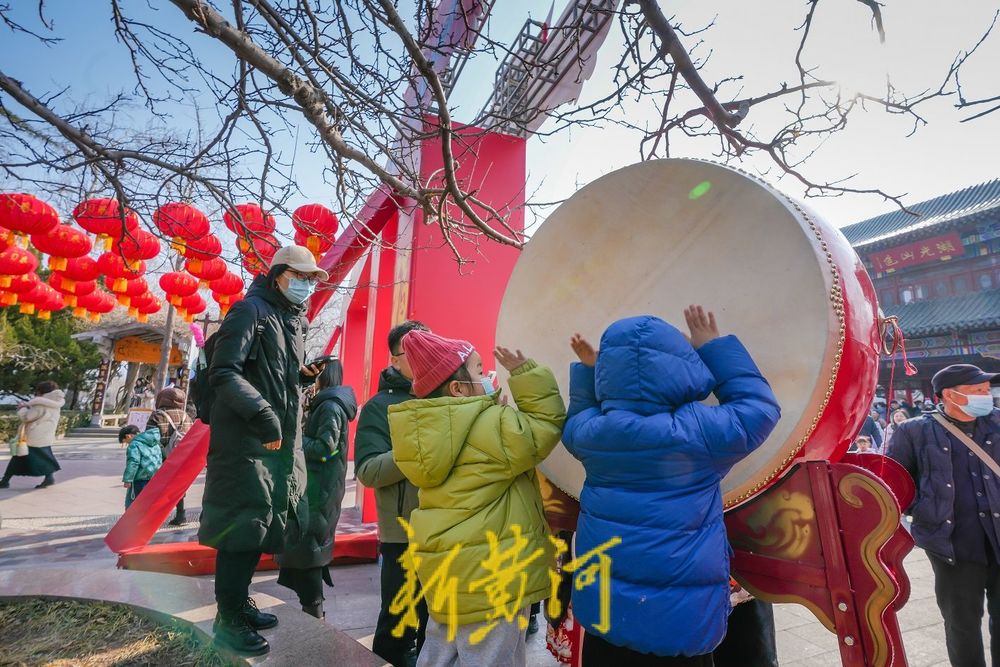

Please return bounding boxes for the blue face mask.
[956,393,995,418]
[281,277,316,304]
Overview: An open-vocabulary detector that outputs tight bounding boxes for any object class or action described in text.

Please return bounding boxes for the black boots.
[0,477,10,489]
[168,511,187,526]
[213,612,269,656]
[212,598,277,655]
[302,603,325,620]
[34,475,54,489]
[242,597,279,630]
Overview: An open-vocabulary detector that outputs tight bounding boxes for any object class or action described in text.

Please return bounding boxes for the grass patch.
[0,598,243,666]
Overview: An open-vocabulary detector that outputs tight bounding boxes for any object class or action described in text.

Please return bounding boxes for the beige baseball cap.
[270,245,330,282]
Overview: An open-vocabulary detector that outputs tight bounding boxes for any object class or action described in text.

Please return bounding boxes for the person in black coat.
[277,359,358,619]
[199,245,328,656]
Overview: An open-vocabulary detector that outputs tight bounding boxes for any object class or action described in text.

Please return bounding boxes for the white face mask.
[953,392,994,418]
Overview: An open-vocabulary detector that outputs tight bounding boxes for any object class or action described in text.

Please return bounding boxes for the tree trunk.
[154,305,177,391]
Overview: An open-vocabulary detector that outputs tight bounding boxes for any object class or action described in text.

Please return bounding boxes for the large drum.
[496,159,882,508]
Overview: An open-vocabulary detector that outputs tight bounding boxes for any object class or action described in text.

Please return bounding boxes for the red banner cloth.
[104,421,210,554]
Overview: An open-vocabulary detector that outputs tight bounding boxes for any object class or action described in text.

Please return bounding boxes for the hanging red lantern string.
[77,289,116,322]
[30,224,93,271]
[177,292,206,323]
[127,292,155,318]
[179,234,222,274]
[73,198,140,251]
[37,285,65,321]
[59,255,100,292]
[97,251,145,292]
[223,203,276,238]
[17,283,46,316]
[0,272,39,307]
[292,204,338,259]
[49,272,96,308]
[103,276,149,308]
[153,203,210,252]
[212,289,244,317]
[0,245,39,288]
[115,229,161,271]
[159,271,199,306]
[0,193,60,245]
[135,295,162,323]
[186,256,227,287]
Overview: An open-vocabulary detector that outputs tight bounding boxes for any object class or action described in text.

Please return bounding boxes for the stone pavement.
[0,433,986,665]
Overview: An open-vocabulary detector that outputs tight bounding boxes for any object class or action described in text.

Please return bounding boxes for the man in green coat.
[355,320,428,667]
[199,245,327,656]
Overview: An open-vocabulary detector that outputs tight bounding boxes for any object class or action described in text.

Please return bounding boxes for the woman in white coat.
[1,381,65,489]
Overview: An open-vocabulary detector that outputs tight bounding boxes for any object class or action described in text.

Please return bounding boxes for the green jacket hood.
[388,394,496,488]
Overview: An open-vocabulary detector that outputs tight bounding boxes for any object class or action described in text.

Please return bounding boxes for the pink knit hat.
[403,330,475,398]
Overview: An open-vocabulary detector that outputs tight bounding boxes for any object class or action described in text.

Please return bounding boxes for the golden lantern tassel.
[73,307,86,318]
[129,307,138,317]
[19,303,34,315]
[113,277,126,292]
[117,295,130,307]
[138,314,148,323]
[306,235,320,254]
[38,310,50,321]
[0,276,11,288]
[66,296,77,307]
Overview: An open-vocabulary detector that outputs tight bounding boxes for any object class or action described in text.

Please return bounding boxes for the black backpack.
[191,300,265,424]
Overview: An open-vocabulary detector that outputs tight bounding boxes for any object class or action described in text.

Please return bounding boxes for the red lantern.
[72,198,140,250]
[0,193,60,243]
[104,276,149,307]
[239,234,278,276]
[97,251,144,292]
[212,289,244,316]
[135,295,162,323]
[49,272,96,308]
[0,227,13,249]
[116,229,161,270]
[60,255,100,289]
[159,271,199,306]
[186,256,227,286]
[37,285,65,320]
[224,204,276,237]
[30,224,93,271]
[292,204,338,258]
[77,289,116,322]
[153,203,210,246]
[179,233,222,273]
[0,245,39,288]
[17,283,46,315]
[209,272,244,299]
[0,272,39,307]
[177,292,206,323]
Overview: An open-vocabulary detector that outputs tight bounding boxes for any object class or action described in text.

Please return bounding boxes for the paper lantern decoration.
[76,289,116,322]
[37,285,65,320]
[97,251,144,292]
[209,272,243,301]
[0,245,39,288]
[72,198,140,250]
[212,289,244,316]
[159,271,199,306]
[0,227,13,250]
[49,272,96,308]
[0,193,60,243]
[177,292,207,322]
[60,255,100,288]
[224,204,276,237]
[30,224,93,271]
[186,256,227,286]
[153,203,210,249]
[116,229,161,270]
[292,204,338,258]
[17,283,46,315]
[179,234,222,273]
[103,276,149,307]
[134,295,162,323]
[0,272,39,306]
[238,234,279,276]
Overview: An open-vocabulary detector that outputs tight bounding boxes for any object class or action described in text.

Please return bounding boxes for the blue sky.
[2,0,999,237]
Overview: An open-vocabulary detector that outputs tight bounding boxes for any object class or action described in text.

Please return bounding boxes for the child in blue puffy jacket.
[564,306,780,665]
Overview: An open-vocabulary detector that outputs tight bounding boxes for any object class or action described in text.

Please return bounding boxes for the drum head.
[497,159,842,507]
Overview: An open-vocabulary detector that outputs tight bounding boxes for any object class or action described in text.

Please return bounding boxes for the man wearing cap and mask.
[199,245,329,656]
[887,363,1000,667]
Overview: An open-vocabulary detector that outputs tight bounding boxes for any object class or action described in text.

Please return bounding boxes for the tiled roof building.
[842,180,1000,402]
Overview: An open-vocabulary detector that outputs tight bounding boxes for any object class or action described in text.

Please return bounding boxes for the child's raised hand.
[570,334,597,367]
[684,305,719,349]
[495,346,527,372]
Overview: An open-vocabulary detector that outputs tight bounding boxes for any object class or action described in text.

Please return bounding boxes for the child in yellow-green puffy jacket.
[388,329,566,667]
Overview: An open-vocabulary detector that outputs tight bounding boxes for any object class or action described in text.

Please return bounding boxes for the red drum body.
[496,159,881,508]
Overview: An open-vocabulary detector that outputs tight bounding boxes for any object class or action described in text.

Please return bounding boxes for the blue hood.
[596,316,715,415]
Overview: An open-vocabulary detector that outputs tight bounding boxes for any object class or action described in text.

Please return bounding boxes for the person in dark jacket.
[564,307,781,664]
[887,364,1000,667]
[859,413,884,450]
[277,359,358,619]
[355,320,429,667]
[199,245,328,656]
[146,387,193,525]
